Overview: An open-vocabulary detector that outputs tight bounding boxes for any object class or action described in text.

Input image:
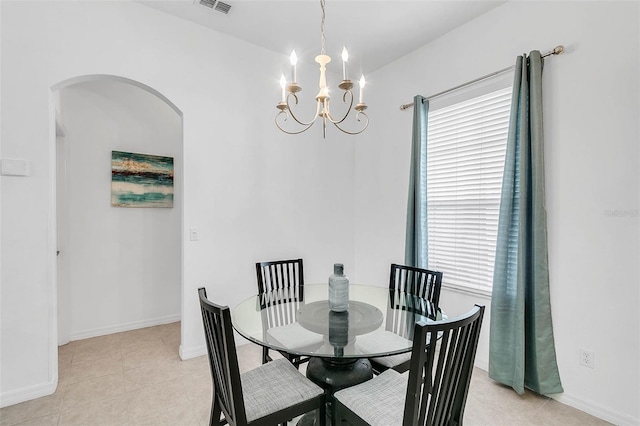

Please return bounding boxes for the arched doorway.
[52,75,183,350]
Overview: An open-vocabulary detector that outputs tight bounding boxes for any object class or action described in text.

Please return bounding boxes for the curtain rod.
[399,45,565,111]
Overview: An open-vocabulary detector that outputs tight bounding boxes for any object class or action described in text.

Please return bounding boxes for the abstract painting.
[111,151,174,208]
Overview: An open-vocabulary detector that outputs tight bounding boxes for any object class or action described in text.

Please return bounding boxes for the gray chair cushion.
[266,322,324,352]
[357,330,413,355]
[370,351,411,368]
[241,358,324,422]
[364,322,445,370]
[334,369,408,426]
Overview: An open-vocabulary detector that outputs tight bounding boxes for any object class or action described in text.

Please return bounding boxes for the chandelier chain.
[320,0,326,54]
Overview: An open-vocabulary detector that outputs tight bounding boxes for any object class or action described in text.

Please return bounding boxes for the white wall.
[2,1,638,423]
[355,1,639,425]
[0,1,355,407]
[57,79,182,340]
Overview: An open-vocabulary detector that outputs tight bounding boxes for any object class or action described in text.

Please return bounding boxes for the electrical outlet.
[580,349,595,369]
[189,228,199,241]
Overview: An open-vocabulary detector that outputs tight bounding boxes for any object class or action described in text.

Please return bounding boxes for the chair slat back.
[386,291,437,339]
[256,259,304,297]
[259,289,302,327]
[198,288,248,425]
[386,264,442,339]
[403,304,485,426]
[390,264,443,309]
[256,259,304,328]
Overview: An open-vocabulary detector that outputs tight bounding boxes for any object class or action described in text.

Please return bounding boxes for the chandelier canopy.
[275,0,369,138]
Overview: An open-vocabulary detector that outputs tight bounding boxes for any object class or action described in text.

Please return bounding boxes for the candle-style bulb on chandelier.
[275,0,369,138]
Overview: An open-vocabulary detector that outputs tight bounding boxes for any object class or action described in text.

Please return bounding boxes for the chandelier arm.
[324,90,355,125]
[285,93,322,127]
[331,111,370,135]
[275,110,317,135]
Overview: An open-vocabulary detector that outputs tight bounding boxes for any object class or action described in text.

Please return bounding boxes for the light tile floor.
[0,322,611,426]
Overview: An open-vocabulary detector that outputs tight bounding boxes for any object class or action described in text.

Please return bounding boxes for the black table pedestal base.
[298,357,373,425]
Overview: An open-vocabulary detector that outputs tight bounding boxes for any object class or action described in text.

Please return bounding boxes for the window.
[426,84,512,295]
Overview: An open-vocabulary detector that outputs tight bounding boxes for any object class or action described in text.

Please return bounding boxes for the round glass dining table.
[232,283,437,359]
[232,283,438,425]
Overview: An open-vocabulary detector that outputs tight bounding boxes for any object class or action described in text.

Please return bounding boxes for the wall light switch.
[1,159,31,176]
[190,228,199,241]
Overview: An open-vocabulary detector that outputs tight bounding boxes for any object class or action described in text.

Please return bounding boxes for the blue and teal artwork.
[111,151,174,208]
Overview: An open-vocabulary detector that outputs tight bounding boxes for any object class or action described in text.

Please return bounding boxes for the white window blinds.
[426,87,512,294]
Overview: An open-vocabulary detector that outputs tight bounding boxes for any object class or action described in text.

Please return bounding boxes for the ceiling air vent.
[214,1,231,14]
[199,0,231,14]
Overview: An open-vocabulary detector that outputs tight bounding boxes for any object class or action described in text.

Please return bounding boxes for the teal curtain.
[489,51,563,395]
[405,95,429,268]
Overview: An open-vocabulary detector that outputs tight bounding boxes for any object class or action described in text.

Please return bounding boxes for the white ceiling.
[140,0,506,73]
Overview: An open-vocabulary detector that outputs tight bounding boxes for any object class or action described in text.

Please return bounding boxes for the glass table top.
[231,284,438,359]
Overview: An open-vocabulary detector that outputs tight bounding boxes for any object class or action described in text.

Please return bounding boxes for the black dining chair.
[369,263,443,374]
[198,287,326,426]
[334,304,485,426]
[256,259,317,368]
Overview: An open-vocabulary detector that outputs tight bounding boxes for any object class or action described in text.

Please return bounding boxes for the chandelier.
[275,0,369,138]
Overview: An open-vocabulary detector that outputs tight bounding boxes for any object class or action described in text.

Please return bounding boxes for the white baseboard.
[179,344,206,360]
[473,364,638,426]
[550,393,639,426]
[69,314,181,341]
[0,380,57,408]
[474,356,489,371]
